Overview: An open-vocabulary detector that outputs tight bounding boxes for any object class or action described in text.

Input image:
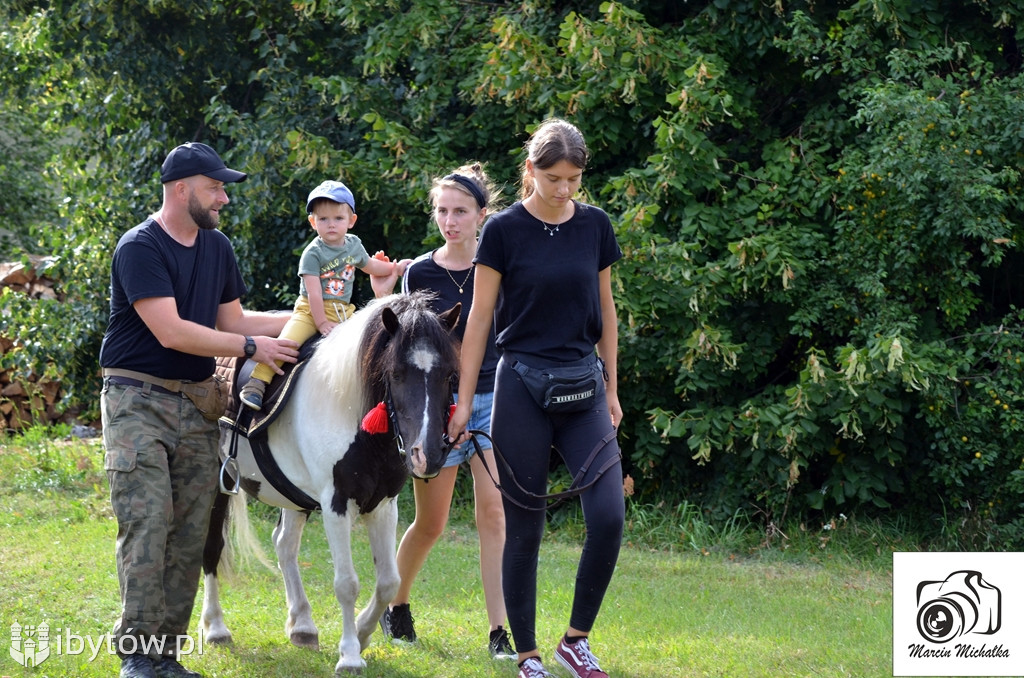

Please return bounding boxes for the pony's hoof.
[205,630,233,645]
[335,661,365,675]
[290,631,320,650]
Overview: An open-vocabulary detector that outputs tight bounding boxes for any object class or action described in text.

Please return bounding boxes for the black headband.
[443,173,487,208]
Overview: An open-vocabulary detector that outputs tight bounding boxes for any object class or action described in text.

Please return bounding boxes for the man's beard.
[188,192,220,231]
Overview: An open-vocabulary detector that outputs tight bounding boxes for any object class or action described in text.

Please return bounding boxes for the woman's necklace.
[539,219,560,236]
[531,202,571,236]
[441,249,474,294]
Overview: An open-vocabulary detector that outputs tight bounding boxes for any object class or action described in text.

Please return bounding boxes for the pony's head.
[358,291,461,478]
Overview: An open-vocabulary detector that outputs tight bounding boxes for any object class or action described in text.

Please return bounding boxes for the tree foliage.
[3,0,1024,543]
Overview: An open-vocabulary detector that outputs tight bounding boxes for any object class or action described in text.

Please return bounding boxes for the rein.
[460,429,619,511]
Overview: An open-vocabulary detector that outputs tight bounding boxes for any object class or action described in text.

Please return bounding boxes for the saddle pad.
[216,334,322,435]
[214,356,243,418]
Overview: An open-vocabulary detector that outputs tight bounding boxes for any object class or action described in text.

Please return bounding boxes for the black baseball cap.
[160,142,247,184]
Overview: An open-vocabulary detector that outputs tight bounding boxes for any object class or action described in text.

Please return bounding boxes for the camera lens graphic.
[917,597,969,643]
[914,571,1001,644]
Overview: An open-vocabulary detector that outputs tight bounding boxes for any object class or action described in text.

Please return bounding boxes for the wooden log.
[7,403,32,430]
[2,382,25,397]
[0,262,33,286]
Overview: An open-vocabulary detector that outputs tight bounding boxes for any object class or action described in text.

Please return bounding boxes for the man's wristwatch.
[243,336,257,358]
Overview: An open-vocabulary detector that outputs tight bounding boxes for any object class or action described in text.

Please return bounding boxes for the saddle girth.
[215,337,323,512]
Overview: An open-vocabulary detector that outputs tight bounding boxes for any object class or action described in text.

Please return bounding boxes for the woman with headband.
[371,162,515,662]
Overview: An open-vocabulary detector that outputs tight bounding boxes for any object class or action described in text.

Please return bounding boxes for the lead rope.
[461,429,619,511]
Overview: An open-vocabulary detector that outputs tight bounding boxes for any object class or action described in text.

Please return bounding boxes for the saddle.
[215,337,324,512]
[216,335,321,437]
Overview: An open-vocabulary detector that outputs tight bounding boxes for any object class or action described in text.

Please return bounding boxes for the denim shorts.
[444,391,493,467]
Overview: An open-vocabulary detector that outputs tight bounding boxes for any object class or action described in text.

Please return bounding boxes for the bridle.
[376,376,460,464]
[379,381,407,459]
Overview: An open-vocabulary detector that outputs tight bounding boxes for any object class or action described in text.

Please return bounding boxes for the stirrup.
[219,456,239,495]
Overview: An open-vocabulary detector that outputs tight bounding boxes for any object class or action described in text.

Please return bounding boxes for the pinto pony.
[200,292,460,674]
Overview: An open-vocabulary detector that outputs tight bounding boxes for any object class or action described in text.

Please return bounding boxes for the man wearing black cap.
[99,142,300,678]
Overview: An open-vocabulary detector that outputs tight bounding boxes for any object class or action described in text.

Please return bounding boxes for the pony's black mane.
[357,290,459,414]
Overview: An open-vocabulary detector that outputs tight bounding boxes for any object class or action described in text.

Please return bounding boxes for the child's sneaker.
[379,603,416,643]
[554,636,608,678]
[489,626,516,660]
[239,378,266,411]
[517,656,551,678]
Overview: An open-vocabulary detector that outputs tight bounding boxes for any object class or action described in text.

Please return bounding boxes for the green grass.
[0,429,899,677]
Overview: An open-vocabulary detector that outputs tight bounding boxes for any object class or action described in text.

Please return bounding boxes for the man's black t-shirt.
[99,218,246,381]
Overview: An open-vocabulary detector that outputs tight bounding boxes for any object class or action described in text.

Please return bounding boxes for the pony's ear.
[381,307,400,336]
[438,302,461,333]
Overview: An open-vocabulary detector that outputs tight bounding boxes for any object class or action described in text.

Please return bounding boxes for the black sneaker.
[154,657,203,678]
[119,655,156,678]
[379,603,416,643]
[489,626,516,660]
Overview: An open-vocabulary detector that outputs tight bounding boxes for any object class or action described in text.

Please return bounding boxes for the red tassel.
[448,404,457,423]
[361,402,389,434]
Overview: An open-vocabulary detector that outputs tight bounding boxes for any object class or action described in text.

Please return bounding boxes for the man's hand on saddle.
[256,336,300,375]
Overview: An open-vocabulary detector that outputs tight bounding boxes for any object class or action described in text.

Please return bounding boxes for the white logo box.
[893,552,1024,676]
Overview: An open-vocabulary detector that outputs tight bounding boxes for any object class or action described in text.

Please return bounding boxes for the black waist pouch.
[511,354,606,413]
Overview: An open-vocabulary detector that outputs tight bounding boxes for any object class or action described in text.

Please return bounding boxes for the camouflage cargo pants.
[101,379,220,658]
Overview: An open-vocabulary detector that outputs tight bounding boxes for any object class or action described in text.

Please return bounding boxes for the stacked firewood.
[1,256,73,432]
[1,255,61,301]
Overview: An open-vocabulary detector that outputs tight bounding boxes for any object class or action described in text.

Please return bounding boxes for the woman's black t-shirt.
[475,200,622,364]
[403,250,498,392]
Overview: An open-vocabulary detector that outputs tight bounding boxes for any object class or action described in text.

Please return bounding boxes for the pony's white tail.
[221,491,274,582]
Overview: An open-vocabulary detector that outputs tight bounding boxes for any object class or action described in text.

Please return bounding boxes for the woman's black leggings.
[490,356,625,654]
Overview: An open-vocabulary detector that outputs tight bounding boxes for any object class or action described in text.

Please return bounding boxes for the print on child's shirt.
[322,262,356,299]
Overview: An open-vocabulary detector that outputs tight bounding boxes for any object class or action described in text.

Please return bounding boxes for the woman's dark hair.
[520,118,589,200]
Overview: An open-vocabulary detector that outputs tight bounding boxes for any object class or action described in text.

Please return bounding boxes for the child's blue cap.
[306,180,356,213]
